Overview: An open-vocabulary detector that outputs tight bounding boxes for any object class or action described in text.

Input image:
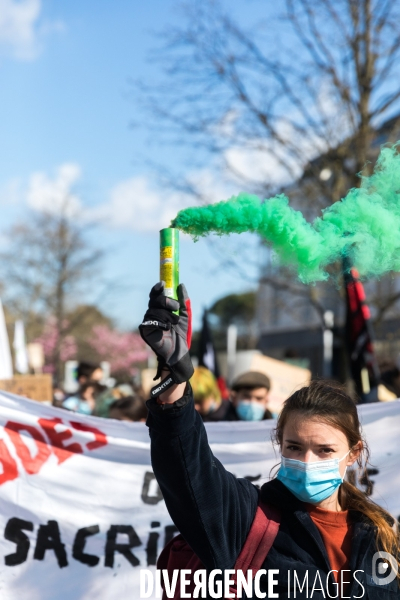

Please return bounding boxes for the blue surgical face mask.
[236,401,265,421]
[276,451,350,503]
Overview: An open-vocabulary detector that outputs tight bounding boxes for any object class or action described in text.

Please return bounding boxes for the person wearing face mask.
[140,283,400,599]
[229,371,273,421]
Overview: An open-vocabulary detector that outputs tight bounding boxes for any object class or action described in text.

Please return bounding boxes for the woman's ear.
[347,441,363,466]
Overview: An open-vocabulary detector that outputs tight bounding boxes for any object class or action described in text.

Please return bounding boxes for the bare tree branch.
[134,0,400,326]
[0,205,104,383]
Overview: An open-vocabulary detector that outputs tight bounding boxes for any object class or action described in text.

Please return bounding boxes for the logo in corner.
[371,552,398,586]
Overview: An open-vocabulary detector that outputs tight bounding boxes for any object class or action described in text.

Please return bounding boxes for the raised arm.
[140,283,258,571]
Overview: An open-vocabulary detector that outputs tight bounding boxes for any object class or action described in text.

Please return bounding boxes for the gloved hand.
[139,282,193,398]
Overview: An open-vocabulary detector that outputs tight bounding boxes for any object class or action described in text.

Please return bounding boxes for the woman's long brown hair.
[273,380,400,581]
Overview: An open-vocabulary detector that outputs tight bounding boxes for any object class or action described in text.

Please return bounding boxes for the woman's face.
[281,412,361,477]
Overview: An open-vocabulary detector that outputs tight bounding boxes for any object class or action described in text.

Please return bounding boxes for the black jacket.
[146,387,399,599]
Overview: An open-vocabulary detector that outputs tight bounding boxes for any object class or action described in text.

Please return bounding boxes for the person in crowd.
[379,361,400,398]
[62,381,106,415]
[140,282,400,598]
[190,367,273,422]
[190,366,229,421]
[76,361,104,385]
[108,396,148,422]
[52,386,65,408]
[93,382,138,417]
[228,370,273,420]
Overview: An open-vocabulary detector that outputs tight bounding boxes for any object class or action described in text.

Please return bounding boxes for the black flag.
[198,310,228,398]
[198,310,220,377]
[344,259,380,402]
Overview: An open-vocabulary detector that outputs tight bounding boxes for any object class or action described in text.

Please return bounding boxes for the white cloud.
[186,168,236,204]
[7,163,200,232]
[1,152,301,236]
[26,163,83,216]
[87,165,240,233]
[0,0,62,61]
[89,176,194,233]
[0,177,22,205]
[225,143,298,189]
[15,158,271,234]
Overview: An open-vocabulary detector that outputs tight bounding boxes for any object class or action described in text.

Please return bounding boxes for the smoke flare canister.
[160,228,179,301]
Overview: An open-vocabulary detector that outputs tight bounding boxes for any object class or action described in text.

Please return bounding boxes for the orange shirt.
[307,505,353,594]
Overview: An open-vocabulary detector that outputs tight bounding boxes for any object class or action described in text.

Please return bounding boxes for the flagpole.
[323,311,334,378]
[14,320,29,374]
[227,324,237,386]
[0,299,13,379]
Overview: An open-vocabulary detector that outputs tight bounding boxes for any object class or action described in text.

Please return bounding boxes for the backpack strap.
[158,499,280,600]
[233,499,280,577]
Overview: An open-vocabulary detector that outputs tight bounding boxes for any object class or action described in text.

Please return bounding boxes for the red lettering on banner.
[38,418,83,465]
[0,417,108,485]
[5,421,52,475]
[70,422,108,451]
[0,438,19,485]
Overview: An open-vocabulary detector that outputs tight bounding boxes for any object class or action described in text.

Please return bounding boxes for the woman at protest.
[139,283,400,599]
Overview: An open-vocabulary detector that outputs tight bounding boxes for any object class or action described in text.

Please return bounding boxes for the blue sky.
[0,0,261,331]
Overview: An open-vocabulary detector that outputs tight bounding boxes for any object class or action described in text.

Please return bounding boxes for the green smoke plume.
[171,143,400,283]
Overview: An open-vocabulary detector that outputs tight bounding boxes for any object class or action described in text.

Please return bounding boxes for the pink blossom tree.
[88,325,149,376]
[34,317,77,374]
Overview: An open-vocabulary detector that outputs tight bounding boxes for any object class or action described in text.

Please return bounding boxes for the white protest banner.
[0,391,399,599]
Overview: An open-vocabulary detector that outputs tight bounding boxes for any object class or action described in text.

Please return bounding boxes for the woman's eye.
[321,448,334,454]
[287,445,301,451]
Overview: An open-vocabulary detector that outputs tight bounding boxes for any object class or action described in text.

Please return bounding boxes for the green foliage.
[209,292,256,329]
[206,291,257,351]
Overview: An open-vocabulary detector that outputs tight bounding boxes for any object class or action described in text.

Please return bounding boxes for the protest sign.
[0,391,399,599]
[0,375,53,402]
[249,353,311,413]
[218,350,311,414]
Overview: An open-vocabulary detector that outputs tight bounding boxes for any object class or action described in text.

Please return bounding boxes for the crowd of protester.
[191,366,273,421]
[52,361,148,422]
[52,360,276,424]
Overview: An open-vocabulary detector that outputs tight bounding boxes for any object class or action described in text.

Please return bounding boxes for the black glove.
[139,282,193,398]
